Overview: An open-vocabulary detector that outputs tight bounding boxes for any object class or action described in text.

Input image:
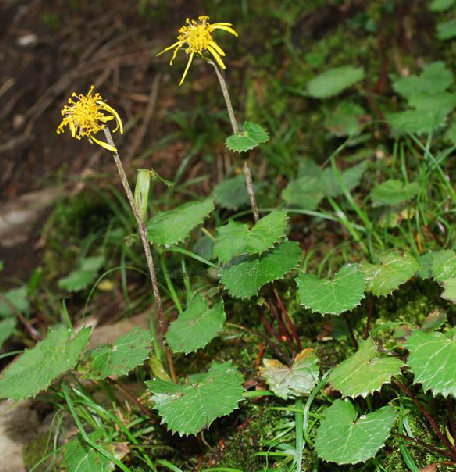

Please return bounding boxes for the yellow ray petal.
[179,52,194,86]
[90,134,117,152]
[98,101,123,134]
[207,45,226,69]
[209,40,226,57]
[156,41,182,57]
[211,25,238,36]
[169,42,184,65]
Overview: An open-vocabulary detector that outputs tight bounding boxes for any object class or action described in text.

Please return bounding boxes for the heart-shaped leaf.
[259,348,319,400]
[407,329,456,397]
[226,122,269,152]
[165,295,225,354]
[315,400,397,464]
[431,250,456,282]
[147,361,244,436]
[359,251,419,296]
[147,199,215,246]
[214,210,288,263]
[328,337,403,397]
[220,241,301,299]
[296,263,365,315]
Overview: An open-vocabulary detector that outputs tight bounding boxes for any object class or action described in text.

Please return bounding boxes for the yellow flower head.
[157,15,238,85]
[57,86,123,152]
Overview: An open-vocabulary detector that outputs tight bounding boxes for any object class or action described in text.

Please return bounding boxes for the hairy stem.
[208,60,260,223]
[0,292,41,341]
[103,128,176,381]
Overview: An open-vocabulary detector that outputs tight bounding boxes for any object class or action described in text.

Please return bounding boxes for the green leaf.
[214,210,288,263]
[321,161,367,198]
[359,251,419,296]
[63,431,124,472]
[213,175,263,211]
[407,329,456,397]
[431,250,456,282]
[147,361,244,435]
[387,109,447,135]
[422,309,447,332]
[324,101,365,136]
[226,122,269,152]
[328,337,403,397]
[282,176,324,210]
[307,66,365,99]
[147,199,215,246]
[81,327,150,380]
[0,319,16,349]
[0,286,29,318]
[417,252,433,279]
[441,278,456,304]
[430,0,456,11]
[408,92,456,115]
[296,264,365,315]
[391,62,453,99]
[165,295,225,354]
[369,180,420,207]
[220,241,301,299]
[437,19,456,40]
[315,400,397,465]
[0,326,91,401]
[58,256,105,292]
[259,348,319,400]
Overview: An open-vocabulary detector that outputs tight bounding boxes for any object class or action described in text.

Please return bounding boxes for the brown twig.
[243,161,260,224]
[273,288,301,351]
[344,313,358,350]
[266,299,295,356]
[394,380,456,458]
[0,292,41,341]
[103,128,176,382]
[391,433,453,460]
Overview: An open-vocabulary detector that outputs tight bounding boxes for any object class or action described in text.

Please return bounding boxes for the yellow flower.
[157,15,238,85]
[57,86,123,152]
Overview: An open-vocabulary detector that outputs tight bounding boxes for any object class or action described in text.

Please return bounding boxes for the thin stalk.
[0,292,41,341]
[391,433,453,460]
[208,60,260,224]
[103,128,175,381]
[273,288,301,351]
[448,398,456,442]
[365,297,373,340]
[266,299,295,356]
[344,313,358,350]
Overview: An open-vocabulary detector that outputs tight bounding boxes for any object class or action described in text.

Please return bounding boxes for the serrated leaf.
[307,66,365,99]
[437,19,456,40]
[0,286,29,318]
[259,348,319,400]
[81,327,150,380]
[58,256,105,292]
[220,241,301,299]
[0,319,16,349]
[315,400,397,465]
[417,252,433,279]
[409,92,456,115]
[214,210,288,263]
[321,161,367,198]
[391,62,453,99]
[63,431,123,472]
[422,309,447,332]
[0,326,91,401]
[282,176,324,210]
[431,250,456,282]
[359,251,419,296]
[369,180,419,207]
[407,329,456,397]
[430,0,456,11]
[387,109,447,135]
[166,295,225,354]
[442,278,456,304]
[226,122,269,152]
[147,199,215,246]
[147,361,244,435]
[296,264,365,316]
[328,337,403,397]
[213,175,263,210]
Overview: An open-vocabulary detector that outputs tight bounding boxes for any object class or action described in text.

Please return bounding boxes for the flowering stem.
[209,60,260,224]
[103,128,176,382]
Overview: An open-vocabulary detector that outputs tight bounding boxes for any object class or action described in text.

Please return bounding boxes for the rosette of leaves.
[359,251,419,297]
[296,263,365,316]
[407,327,456,397]
[147,361,244,436]
[259,348,319,400]
[225,121,269,152]
[328,337,403,397]
[214,210,288,264]
[165,295,225,354]
[220,241,301,299]
[315,400,397,464]
[0,326,91,401]
[147,198,215,246]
